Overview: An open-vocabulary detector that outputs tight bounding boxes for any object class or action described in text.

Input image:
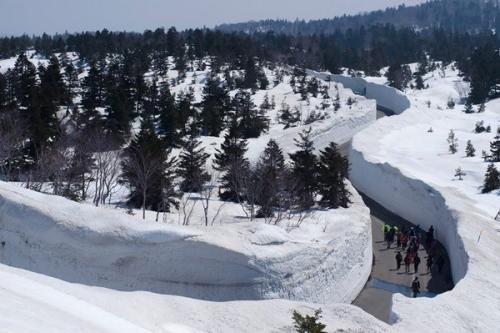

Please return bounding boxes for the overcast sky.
[1,0,426,36]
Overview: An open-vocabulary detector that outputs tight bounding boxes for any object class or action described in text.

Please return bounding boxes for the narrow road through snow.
[341,108,454,323]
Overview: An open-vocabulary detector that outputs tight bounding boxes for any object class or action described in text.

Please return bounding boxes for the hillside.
[217,0,500,35]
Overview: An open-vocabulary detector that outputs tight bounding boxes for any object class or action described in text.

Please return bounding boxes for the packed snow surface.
[345,64,500,332]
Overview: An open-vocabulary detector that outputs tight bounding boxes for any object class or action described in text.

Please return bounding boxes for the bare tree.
[178,192,197,226]
[200,172,226,226]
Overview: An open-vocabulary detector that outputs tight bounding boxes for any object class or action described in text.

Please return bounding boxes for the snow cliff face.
[344,68,500,331]
[0,180,372,305]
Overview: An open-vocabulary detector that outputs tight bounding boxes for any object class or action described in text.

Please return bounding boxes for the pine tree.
[447,130,458,154]
[120,117,177,218]
[482,163,500,193]
[64,62,79,106]
[490,129,500,162]
[454,167,466,181]
[200,75,229,137]
[177,137,210,193]
[465,140,476,157]
[213,129,249,202]
[158,84,180,147]
[232,90,269,139]
[292,309,327,333]
[242,57,258,90]
[415,74,424,90]
[317,142,351,209]
[40,55,66,106]
[255,139,286,218]
[464,99,474,114]
[104,76,134,141]
[12,52,37,108]
[289,128,318,210]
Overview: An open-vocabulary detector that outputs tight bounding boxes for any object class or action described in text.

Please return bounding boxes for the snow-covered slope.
[346,65,500,331]
[0,179,382,331]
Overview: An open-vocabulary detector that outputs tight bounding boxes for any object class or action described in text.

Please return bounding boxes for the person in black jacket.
[411,277,421,298]
[396,251,403,270]
[414,254,421,273]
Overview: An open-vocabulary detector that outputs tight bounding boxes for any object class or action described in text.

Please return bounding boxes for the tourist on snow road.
[414,254,421,273]
[411,277,421,298]
[396,251,403,270]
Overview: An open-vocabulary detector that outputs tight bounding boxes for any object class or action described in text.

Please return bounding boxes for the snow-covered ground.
[345,64,500,331]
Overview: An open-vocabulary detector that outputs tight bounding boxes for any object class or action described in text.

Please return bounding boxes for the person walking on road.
[396,251,403,270]
[404,253,411,273]
[411,277,421,298]
[426,255,434,273]
[414,254,421,273]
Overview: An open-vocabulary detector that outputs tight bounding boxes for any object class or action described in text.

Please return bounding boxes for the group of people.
[383,224,446,297]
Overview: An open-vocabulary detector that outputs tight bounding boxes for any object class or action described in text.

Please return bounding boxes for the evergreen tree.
[213,129,249,202]
[454,167,466,181]
[120,117,177,218]
[447,130,458,154]
[104,76,134,141]
[12,53,37,108]
[40,55,66,106]
[464,99,474,114]
[386,64,412,90]
[158,84,181,146]
[64,62,79,106]
[465,140,476,157]
[242,57,258,90]
[200,75,229,136]
[232,90,269,139]
[289,128,318,210]
[292,309,327,333]
[81,62,105,129]
[317,142,350,209]
[490,129,500,162]
[177,137,210,193]
[415,74,425,90]
[255,139,286,217]
[482,163,500,193]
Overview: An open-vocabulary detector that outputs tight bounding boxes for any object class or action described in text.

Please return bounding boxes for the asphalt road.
[342,108,454,323]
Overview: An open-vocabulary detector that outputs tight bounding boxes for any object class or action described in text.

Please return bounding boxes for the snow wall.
[0,181,372,305]
[342,76,500,330]
[308,71,411,114]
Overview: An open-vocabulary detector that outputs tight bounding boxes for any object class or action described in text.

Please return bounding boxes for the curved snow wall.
[349,152,467,284]
[309,71,411,114]
[0,181,371,304]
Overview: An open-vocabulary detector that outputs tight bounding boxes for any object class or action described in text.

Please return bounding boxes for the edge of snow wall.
[308,71,411,114]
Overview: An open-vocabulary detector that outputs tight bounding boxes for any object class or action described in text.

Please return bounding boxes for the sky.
[0,0,426,36]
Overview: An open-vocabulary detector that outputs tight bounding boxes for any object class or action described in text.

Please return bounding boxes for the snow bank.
[0,180,372,305]
[348,69,500,331]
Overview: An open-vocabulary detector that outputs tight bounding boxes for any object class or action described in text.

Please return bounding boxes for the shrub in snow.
[465,140,476,157]
[292,309,327,333]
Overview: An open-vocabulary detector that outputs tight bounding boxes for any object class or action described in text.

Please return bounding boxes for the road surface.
[342,108,454,323]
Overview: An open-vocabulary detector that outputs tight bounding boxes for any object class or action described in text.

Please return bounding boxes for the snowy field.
[346,64,500,331]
